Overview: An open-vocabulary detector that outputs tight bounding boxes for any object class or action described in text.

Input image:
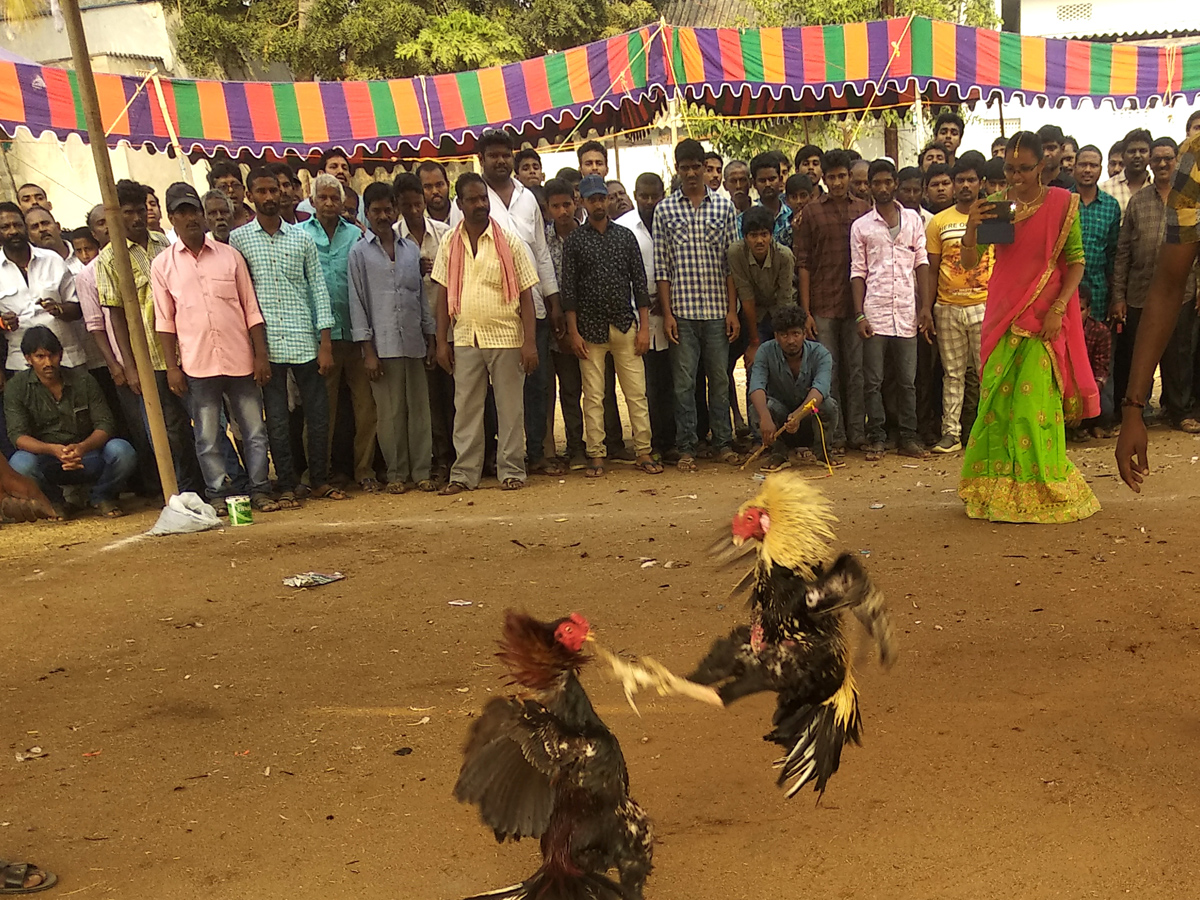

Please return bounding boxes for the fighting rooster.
[689,471,896,799]
[454,611,653,900]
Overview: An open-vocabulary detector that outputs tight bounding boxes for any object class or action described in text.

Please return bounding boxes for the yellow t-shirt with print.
[926,206,994,306]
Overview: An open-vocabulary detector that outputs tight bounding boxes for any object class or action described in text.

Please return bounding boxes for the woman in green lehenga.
[957,132,1101,524]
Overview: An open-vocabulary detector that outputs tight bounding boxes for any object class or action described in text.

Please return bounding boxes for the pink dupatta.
[980,187,1100,423]
[446,217,520,318]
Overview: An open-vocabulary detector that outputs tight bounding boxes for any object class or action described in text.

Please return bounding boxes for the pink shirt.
[849,202,929,339]
[151,236,264,379]
[76,257,123,367]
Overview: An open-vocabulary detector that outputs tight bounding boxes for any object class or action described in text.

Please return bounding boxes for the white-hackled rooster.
[688,471,896,799]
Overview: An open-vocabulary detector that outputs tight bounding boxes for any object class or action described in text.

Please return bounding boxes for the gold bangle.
[1050,302,1067,316]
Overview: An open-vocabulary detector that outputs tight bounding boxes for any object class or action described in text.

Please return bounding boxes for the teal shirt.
[298,217,362,341]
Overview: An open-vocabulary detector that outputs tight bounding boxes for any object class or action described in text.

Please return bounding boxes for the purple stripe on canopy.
[866,20,890,88]
[783,28,805,94]
[503,60,530,122]
[956,23,977,88]
[587,41,610,100]
[1135,45,1160,98]
[1045,35,1067,97]
[695,29,724,85]
[318,82,351,141]
[221,83,253,143]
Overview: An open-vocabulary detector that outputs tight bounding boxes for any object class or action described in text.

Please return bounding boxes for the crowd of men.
[3,107,1198,518]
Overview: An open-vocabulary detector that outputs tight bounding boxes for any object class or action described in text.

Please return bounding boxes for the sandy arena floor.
[5,429,1200,900]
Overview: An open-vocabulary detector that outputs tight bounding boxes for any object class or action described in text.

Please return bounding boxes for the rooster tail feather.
[462,871,626,900]
[852,584,897,669]
[773,674,862,799]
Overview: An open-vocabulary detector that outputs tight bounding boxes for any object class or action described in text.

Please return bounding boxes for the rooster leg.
[686,626,751,685]
[615,799,654,900]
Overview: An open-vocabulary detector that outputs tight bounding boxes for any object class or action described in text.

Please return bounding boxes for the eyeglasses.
[1003,163,1039,176]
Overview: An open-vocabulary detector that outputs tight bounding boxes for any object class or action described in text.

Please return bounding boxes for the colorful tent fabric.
[1,17,1198,157]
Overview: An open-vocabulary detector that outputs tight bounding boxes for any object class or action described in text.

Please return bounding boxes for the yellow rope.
[848,14,917,146]
[740,398,835,476]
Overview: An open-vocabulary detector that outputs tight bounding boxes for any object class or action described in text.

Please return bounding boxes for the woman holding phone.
[957,131,1100,523]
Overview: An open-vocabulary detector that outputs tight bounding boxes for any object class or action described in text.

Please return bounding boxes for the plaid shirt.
[230,218,334,364]
[1166,133,1200,245]
[1073,187,1122,319]
[1113,185,1169,311]
[96,233,171,371]
[736,201,792,242]
[1082,315,1111,384]
[1099,170,1151,218]
[652,188,738,320]
[793,192,870,319]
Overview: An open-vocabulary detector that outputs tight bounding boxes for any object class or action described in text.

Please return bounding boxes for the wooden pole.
[60,0,179,499]
[151,72,196,186]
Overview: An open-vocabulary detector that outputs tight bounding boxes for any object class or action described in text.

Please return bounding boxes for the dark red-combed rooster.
[689,471,896,799]
[454,611,653,900]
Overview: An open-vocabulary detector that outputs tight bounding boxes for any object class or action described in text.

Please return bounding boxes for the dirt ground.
[5,428,1200,900]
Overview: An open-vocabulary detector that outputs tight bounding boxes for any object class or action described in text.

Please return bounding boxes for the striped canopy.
[1,17,1196,158]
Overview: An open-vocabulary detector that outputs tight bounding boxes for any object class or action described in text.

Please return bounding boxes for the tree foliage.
[750,0,997,29]
[175,0,661,80]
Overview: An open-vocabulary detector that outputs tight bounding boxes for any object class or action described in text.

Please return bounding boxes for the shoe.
[932,436,962,454]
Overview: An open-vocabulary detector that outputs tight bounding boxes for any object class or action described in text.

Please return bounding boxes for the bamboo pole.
[60,0,179,499]
[151,72,196,186]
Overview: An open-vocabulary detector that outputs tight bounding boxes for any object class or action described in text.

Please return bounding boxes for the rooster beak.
[731,535,745,547]
[583,633,595,642]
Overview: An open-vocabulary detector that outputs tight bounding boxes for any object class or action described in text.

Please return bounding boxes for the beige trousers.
[326,340,378,482]
[579,324,651,458]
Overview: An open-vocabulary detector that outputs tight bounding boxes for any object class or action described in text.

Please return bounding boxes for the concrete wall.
[1020,0,1200,38]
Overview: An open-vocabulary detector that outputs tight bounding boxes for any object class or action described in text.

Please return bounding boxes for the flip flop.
[586,460,606,478]
[676,456,697,473]
[0,861,58,894]
[633,458,663,475]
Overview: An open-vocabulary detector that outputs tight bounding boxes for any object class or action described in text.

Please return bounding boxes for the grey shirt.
[348,231,433,359]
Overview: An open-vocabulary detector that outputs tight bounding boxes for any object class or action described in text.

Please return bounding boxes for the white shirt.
[487,177,556,319]
[0,244,85,370]
[395,215,452,316]
[62,250,105,369]
[616,208,668,351]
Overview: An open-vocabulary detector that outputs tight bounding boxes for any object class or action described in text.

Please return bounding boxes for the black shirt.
[560,219,650,345]
[4,366,115,447]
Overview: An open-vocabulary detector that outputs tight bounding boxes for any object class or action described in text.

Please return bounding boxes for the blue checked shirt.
[736,201,793,243]
[652,187,738,320]
[230,219,334,365]
[1073,187,1121,319]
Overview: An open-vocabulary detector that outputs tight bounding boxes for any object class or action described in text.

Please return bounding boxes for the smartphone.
[978,201,1017,245]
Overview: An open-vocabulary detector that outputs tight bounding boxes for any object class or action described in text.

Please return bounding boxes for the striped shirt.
[1166,133,1200,246]
[96,233,171,371]
[430,222,539,349]
[652,187,738,320]
[1073,187,1121,319]
[230,218,334,364]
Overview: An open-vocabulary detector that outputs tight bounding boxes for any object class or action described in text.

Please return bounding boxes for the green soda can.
[227,495,253,526]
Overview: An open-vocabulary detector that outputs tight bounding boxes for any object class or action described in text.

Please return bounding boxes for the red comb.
[568,612,590,630]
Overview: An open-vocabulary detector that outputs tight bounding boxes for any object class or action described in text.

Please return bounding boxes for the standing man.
[272,162,311,224]
[6,326,136,519]
[432,173,539,494]
[1102,129,1153,215]
[1060,137,1078,175]
[741,153,791,241]
[1037,124,1075,190]
[477,129,566,477]
[515,148,544,189]
[933,112,965,164]
[417,160,460,227]
[1110,138,1197,431]
[850,160,871,202]
[920,158,993,454]
[560,176,660,477]
[1072,143,1123,432]
[207,162,255,229]
[394,172,454,483]
[722,160,752,214]
[923,164,954,214]
[728,206,796,351]
[297,148,361,222]
[851,159,931,461]
[794,145,824,192]
[991,136,1009,159]
[95,180,205,494]
[300,173,379,492]
[349,182,435,494]
[704,151,724,192]
[231,167,342,506]
[653,138,741,472]
[794,149,870,453]
[544,178,587,468]
[16,183,50,214]
[605,181,633,219]
[1107,140,1126,179]
[151,183,279,515]
[617,172,673,460]
[577,141,609,178]
[203,190,235,243]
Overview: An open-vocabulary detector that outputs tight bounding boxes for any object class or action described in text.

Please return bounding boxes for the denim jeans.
[152,371,206,495]
[10,438,137,505]
[863,334,918,445]
[523,317,552,463]
[261,360,330,492]
[188,374,272,498]
[813,316,866,447]
[670,318,732,456]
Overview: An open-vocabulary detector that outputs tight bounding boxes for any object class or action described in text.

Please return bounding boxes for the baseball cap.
[165,182,203,213]
[579,174,609,198]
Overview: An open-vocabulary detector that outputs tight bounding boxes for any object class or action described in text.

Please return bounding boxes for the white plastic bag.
[146,492,220,536]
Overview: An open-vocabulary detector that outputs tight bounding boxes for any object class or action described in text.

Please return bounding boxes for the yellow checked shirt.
[96,233,172,371]
[1166,133,1200,246]
[431,223,538,349]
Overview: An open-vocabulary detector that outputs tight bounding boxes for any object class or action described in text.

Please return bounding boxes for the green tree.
[750,0,996,28]
[396,8,525,73]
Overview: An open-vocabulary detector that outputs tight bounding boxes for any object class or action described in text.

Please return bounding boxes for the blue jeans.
[523,317,552,463]
[10,439,137,505]
[670,318,732,456]
[188,374,271,498]
[863,334,918,445]
[813,316,865,446]
[261,360,330,492]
